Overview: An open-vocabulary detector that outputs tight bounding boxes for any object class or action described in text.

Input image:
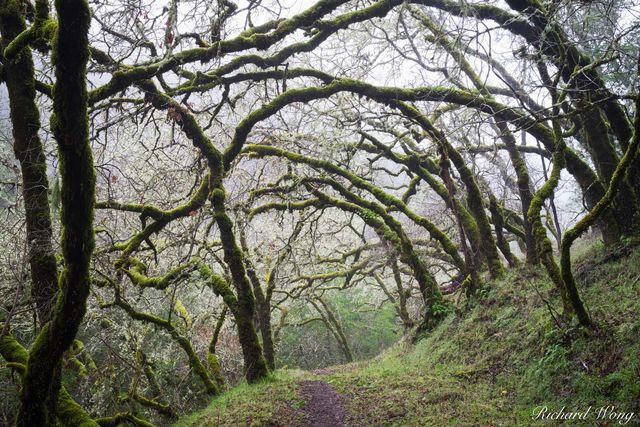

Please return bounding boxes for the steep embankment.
[176,242,640,426]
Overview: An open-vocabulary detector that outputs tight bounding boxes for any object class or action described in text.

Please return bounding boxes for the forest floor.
[175,239,640,426]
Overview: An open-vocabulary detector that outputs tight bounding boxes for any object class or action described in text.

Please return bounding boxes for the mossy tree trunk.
[0,335,98,426]
[210,186,269,383]
[497,128,538,264]
[208,306,228,388]
[538,62,624,246]
[489,194,518,268]
[239,223,276,370]
[578,107,638,238]
[527,146,577,320]
[390,258,414,330]
[16,0,96,422]
[560,96,640,328]
[0,0,59,326]
[527,104,592,327]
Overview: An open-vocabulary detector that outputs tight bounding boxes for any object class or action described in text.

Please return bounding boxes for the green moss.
[39,18,57,40]
[489,194,518,267]
[0,334,29,365]
[133,393,176,419]
[171,296,192,328]
[198,262,238,310]
[3,25,35,60]
[527,145,576,319]
[210,187,225,205]
[57,387,99,426]
[94,412,156,427]
[207,353,226,388]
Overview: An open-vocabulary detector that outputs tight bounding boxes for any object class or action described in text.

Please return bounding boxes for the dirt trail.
[299,380,346,427]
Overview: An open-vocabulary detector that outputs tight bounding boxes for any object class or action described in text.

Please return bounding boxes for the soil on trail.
[299,380,346,427]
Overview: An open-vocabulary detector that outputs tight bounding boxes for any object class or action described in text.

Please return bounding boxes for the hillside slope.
[176,241,640,426]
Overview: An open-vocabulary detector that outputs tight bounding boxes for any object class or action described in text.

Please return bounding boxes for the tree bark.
[17,0,96,421]
[211,186,269,383]
[0,0,58,326]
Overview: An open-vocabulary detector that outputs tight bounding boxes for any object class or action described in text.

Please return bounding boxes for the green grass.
[175,239,640,426]
[173,370,309,427]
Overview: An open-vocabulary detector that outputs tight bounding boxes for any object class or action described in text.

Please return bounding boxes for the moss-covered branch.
[306,185,447,328]
[112,290,220,395]
[132,393,176,419]
[207,306,228,388]
[124,258,196,290]
[463,144,551,158]
[249,198,325,219]
[489,195,518,268]
[2,17,55,60]
[243,145,465,272]
[239,223,276,370]
[198,262,238,315]
[226,70,605,237]
[94,412,156,427]
[88,0,351,103]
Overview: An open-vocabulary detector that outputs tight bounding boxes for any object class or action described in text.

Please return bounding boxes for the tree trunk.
[489,194,518,268]
[238,223,276,369]
[0,0,58,326]
[17,0,96,422]
[579,108,638,238]
[210,186,269,383]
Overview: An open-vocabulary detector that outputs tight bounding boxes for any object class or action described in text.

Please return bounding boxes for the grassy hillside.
[175,241,640,426]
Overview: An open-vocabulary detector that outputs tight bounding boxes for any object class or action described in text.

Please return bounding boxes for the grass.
[174,370,308,427]
[175,239,640,426]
